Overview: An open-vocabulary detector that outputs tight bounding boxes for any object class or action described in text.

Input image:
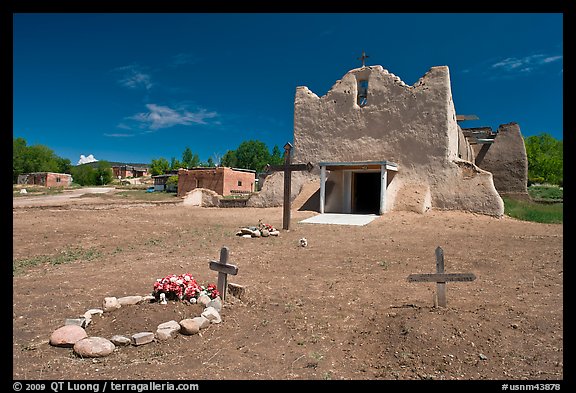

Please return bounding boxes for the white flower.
[184,275,191,281]
[176,279,183,285]
[170,276,177,283]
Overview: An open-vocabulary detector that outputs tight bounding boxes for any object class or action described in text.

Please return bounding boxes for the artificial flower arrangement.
[153,273,219,303]
[257,219,276,232]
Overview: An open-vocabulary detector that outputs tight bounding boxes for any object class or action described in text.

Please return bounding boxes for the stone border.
[48,293,225,358]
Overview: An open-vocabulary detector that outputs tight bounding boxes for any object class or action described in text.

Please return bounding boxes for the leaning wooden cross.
[209,246,238,302]
[407,246,476,307]
[264,142,313,230]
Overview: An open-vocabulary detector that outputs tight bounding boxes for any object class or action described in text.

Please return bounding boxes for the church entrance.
[352,172,381,214]
[318,160,398,215]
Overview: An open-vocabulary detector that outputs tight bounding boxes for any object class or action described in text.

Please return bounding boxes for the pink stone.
[49,325,87,347]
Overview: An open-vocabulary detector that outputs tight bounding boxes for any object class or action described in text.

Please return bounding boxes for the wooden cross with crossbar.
[264,142,313,230]
[407,246,476,307]
[358,50,369,67]
[209,246,238,302]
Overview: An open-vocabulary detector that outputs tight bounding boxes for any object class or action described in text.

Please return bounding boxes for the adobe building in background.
[17,172,73,188]
[112,164,149,179]
[177,167,256,197]
[253,62,528,217]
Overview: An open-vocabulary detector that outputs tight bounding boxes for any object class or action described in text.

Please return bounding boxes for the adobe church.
[248,58,528,217]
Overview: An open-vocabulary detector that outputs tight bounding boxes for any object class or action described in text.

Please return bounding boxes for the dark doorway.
[353,172,380,214]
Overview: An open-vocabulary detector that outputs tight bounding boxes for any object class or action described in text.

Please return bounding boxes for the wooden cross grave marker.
[209,246,238,302]
[264,142,313,230]
[407,246,476,307]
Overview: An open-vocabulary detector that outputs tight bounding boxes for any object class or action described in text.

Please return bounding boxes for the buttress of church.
[289,64,528,217]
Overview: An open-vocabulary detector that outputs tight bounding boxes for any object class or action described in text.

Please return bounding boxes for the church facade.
[250,63,528,217]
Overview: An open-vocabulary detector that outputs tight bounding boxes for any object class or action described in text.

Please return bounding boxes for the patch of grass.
[144,238,163,246]
[528,184,563,201]
[13,246,101,275]
[378,260,390,269]
[502,197,563,224]
[114,190,178,201]
[305,351,324,369]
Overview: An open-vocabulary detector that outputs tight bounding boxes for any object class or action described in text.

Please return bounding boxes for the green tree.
[170,157,182,171]
[94,161,113,185]
[13,137,71,183]
[70,164,95,186]
[182,147,194,168]
[525,133,563,185]
[270,145,284,166]
[221,149,237,168]
[150,157,170,176]
[181,147,201,169]
[56,157,72,174]
[234,140,272,172]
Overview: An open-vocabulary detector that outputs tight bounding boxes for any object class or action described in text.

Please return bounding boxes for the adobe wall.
[473,123,528,195]
[178,168,255,197]
[178,168,224,197]
[19,172,72,188]
[290,65,503,216]
[221,168,256,196]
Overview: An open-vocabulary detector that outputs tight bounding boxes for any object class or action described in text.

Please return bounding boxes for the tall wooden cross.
[209,246,238,302]
[358,50,369,67]
[407,246,476,307]
[264,142,313,230]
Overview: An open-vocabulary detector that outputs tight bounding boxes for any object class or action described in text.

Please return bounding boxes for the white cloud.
[77,154,98,165]
[131,104,218,130]
[113,65,153,90]
[103,133,134,138]
[491,53,563,74]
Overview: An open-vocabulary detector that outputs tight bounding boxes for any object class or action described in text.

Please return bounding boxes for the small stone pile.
[49,293,225,358]
[236,221,280,238]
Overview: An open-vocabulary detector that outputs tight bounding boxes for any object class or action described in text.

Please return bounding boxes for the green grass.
[528,185,563,201]
[114,189,179,201]
[13,246,101,276]
[502,196,563,224]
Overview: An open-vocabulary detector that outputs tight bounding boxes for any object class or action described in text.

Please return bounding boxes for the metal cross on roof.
[358,51,369,67]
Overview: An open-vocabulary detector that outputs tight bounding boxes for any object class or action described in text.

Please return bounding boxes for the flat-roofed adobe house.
[112,164,149,179]
[17,172,73,188]
[250,60,528,217]
[177,167,256,197]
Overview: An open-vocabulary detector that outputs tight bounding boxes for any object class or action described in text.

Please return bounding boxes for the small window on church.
[237,180,242,186]
[357,79,368,107]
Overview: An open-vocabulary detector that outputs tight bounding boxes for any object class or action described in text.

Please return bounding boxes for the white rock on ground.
[103,297,121,312]
[206,297,222,312]
[131,332,155,346]
[65,317,89,328]
[118,295,143,306]
[110,335,132,346]
[197,295,211,306]
[201,306,222,324]
[156,320,181,340]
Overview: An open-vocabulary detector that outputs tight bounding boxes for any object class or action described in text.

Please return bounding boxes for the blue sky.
[13,13,563,166]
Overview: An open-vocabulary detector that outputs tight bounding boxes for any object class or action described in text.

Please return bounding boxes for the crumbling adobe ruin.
[249,64,528,217]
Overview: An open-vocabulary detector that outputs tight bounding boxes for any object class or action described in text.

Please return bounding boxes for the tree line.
[13,137,286,186]
[13,134,563,186]
[148,140,284,176]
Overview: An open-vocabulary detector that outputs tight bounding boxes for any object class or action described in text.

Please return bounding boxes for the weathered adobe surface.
[251,65,504,216]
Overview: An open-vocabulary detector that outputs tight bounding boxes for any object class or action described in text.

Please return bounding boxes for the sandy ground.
[12,191,563,382]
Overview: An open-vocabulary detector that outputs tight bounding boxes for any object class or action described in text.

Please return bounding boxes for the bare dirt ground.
[12,190,563,382]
